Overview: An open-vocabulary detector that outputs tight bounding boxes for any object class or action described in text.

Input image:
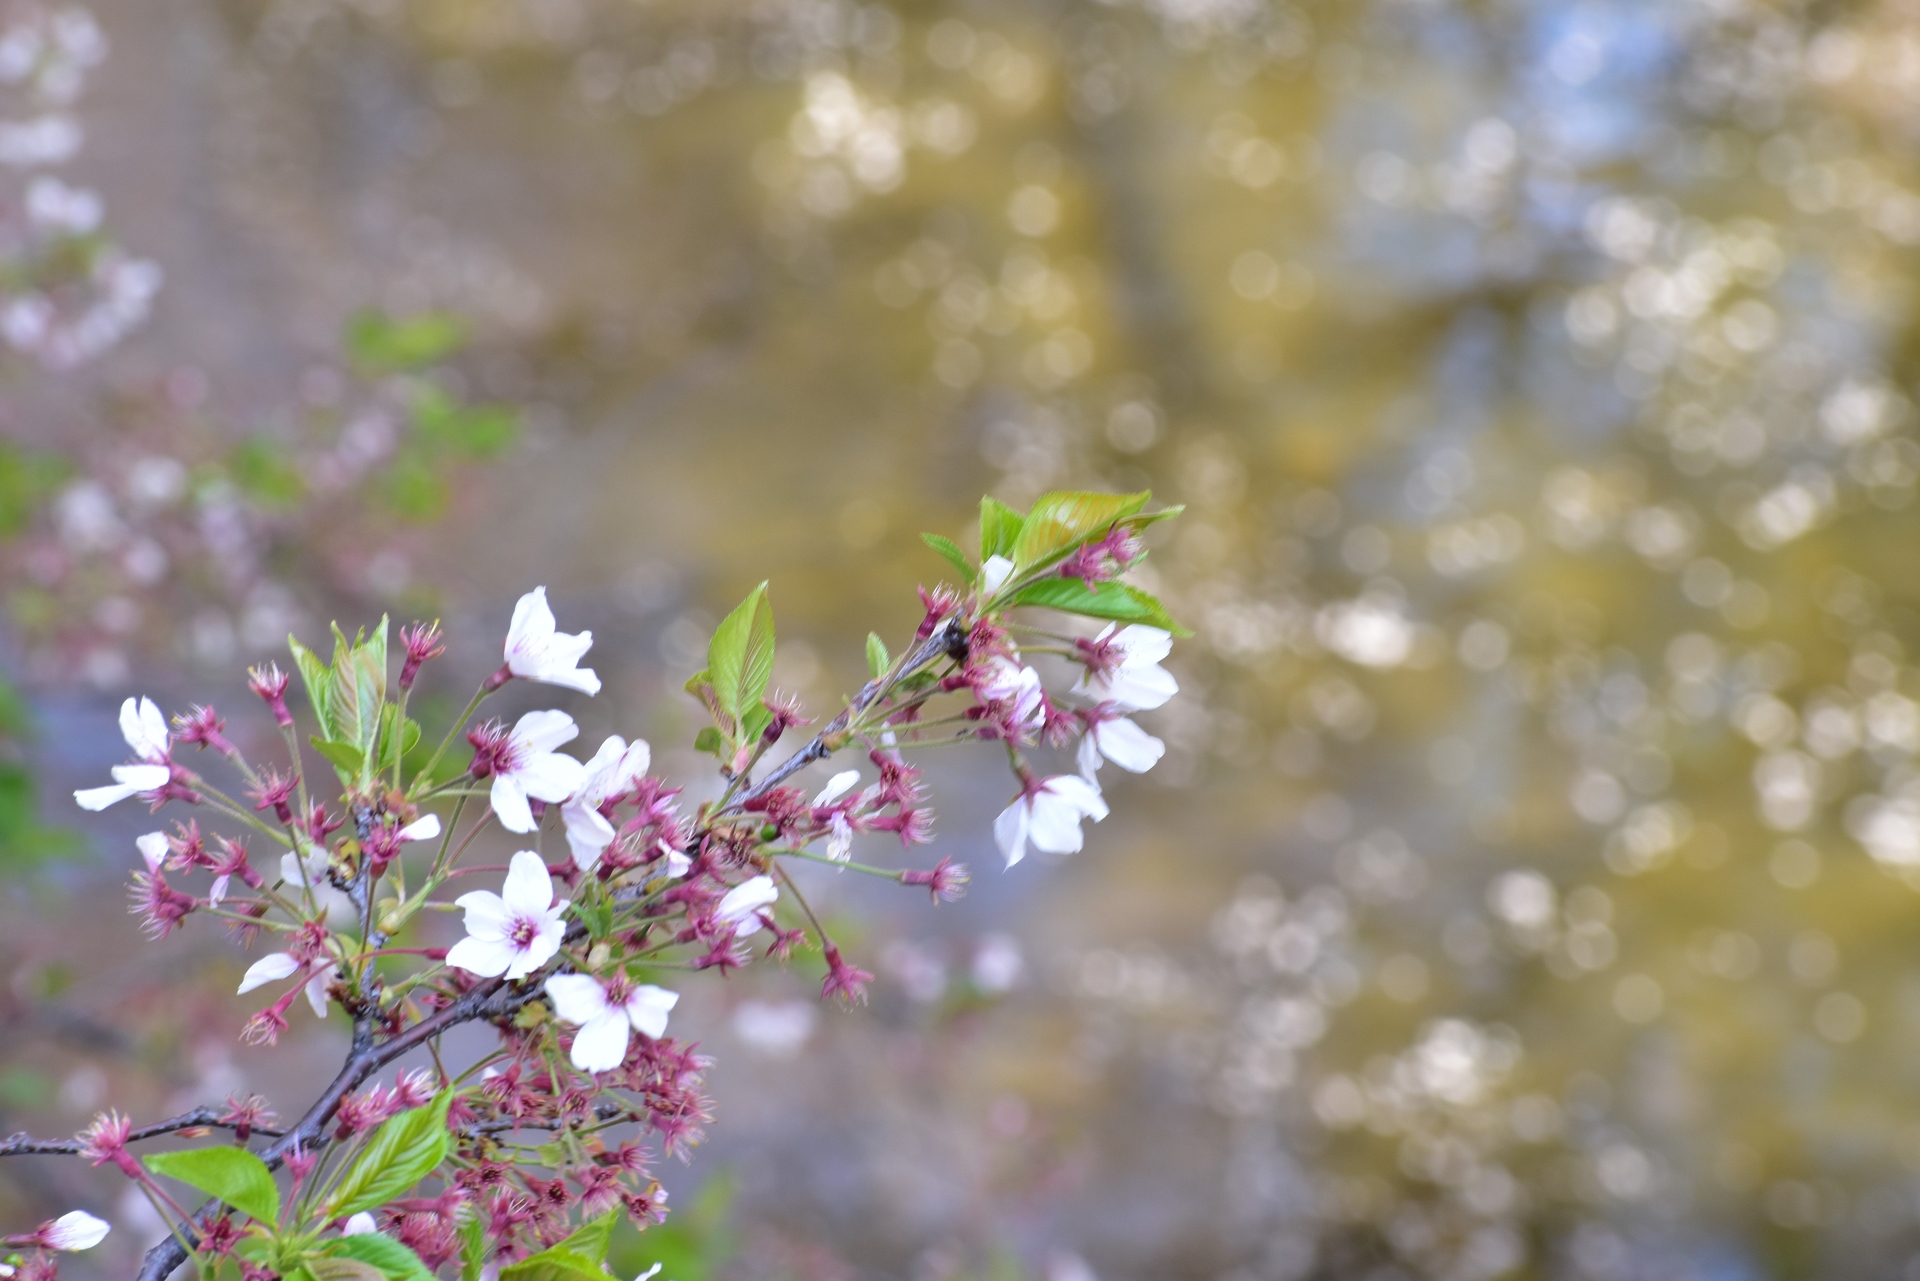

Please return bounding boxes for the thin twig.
[0,1107,286,1157]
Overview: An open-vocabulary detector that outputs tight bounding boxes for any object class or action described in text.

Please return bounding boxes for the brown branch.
[0,1108,286,1157]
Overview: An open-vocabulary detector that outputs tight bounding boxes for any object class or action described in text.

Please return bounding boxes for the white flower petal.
[562,801,617,871]
[500,851,555,917]
[504,910,565,979]
[238,953,300,996]
[341,1213,377,1237]
[516,750,587,803]
[397,814,442,842]
[511,709,580,756]
[74,782,138,811]
[505,587,557,660]
[490,774,536,834]
[1096,717,1165,773]
[454,890,511,940]
[304,965,336,1017]
[135,831,170,872]
[994,800,1030,868]
[1077,733,1103,778]
[43,1210,109,1251]
[1046,773,1109,821]
[544,974,613,1025]
[812,770,860,807]
[569,1009,631,1074]
[715,875,778,932]
[1026,792,1087,855]
[623,984,679,1040]
[446,935,514,978]
[981,554,1015,593]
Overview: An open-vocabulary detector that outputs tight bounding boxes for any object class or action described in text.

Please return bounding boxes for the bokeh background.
[3,0,1920,1278]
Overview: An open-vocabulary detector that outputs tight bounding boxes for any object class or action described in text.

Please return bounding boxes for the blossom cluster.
[0,489,1181,1281]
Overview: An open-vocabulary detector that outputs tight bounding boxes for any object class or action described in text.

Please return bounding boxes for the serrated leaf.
[706,584,774,730]
[326,618,390,773]
[919,533,973,582]
[289,635,335,741]
[145,1146,281,1227]
[1009,578,1191,636]
[742,702,774,745]
[979,496,1024,561]
[866,632,890,678]
[326,1091,453,1218]
[550,1211,617,1265]
[692,726,725,757]
[1010,491,1149,573]
[378,707,422,776]
[325,1233,437,1281]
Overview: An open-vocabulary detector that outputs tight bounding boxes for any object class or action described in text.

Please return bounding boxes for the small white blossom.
[487,710,588,835]
[981,554,1015,593]
[978,657,1045,730]
[73,696,171,810]
[544,973,679,1073]
[397,814,441,842]
[994,775,1109,868]
[1077,711,1165,776]
[826,811,854,864]
[446,851,569,980]
[237,952,300,995]
[504,586,601,694]
[562,735,651,871]
[1072,625,1177,711]
[42,1210,110,1251]
[715,875,778,937]
[341,1213,377,1236]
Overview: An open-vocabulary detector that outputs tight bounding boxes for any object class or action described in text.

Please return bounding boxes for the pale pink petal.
[135,832,170,871]
[236,952,299,995]
[500,851,554,917]
[562,801,616,871]
[43,1210,109,1251]
[622,985,679,1040]
[304,965,336,1016]
[1026,791,1087,855]
[516,750,587,803]
[994,800,1030,868]
[510,709,580,756]
[1044,773,1109,820]
[446,935,513,978]
[1076,733,1103,778]
[1096,718,1165,773]
[504,587,556,664]
[544,974,613,1025]
[454,889,511,940]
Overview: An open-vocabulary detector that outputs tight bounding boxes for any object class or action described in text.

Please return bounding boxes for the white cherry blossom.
[341,1213,377,1237]
[714,875,778,937]
[544,973,679,1073]
[73,695,171,810]
[1072,625,1177,711]
[994,775,1109,868]
[236,951,337,1017]
[135,831,169,873]
[504,587,601,694]
[977,657,1045,731]
[487,710,588,835]
[397,814,441,843]
[812,770,859,806]
[446,851,569,980]
[562,735,651,870]
[981,554,1015,593]
[1077,710,1166,777]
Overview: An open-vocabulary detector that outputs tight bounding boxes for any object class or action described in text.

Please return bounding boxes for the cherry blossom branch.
[0,1108,286,1157]
[134,976,530,1281]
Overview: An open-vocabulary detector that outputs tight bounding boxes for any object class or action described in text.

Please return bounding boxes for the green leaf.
[865,632,890,679]
[347,310,468,373]
[377,707,422,776]
[548,1211,617,1265]
[289,635,335,741]
[1010,491,1149,573]
[310,1259,386,1281]
[381,453,448,523]
[705,584,774,730]
[919,533,973,582]
[1009,578,1191,636]
[326,618,390,775]
[145,1146,281,1227]
[458,1211,486,1281]
[498,1250,603,1281]
[692,726,725,758]
[412,386,518,459]
[229,437,306,509]
[741,702,774,745]
[325,1234,437,1281]
[979,496,1024,561]
[310,737,367,781]
[326,1090,454,1218]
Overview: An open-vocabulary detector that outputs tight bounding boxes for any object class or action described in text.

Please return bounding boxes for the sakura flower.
[981,554,1016,593]
[472,710,588,834]
[341,1213,377,1237]
[503,587,601,695]
[73,696,172,810]
[446,851,569,980]
[714,875,778,938]
[824,812,853,864]
[397,814,442,842]
[544,973,679,1073]
[993,775,1109,868]
[1072,624,1177,711]
[1076,706,1166,776]
[39,1210,109,1251]
[976,657,1045,732]
[562,735,652,870]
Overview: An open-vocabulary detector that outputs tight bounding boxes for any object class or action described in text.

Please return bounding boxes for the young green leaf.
[692,726,726,758]
[310,738,368,781]
[144,1146,281,1227]
[1010,491,1149,573]
[497,1250,603,1281]
[457,1210,486,1281]
[326,618,390,772]
[324,1233,438,1281]
[309,1258,386,1281]
[546,1211,617,1265]
[919,533,974,582]
[705,584,775,730]
[346,310,468,374]
[979,496,1024,561]
[865,632,890,678]
[288,635,335,741]
[377,707,422,775]
[1008,578,1192,636]
[326,1090,454,1218]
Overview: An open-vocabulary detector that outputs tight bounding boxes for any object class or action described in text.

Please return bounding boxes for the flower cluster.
[8,490,1180,1281]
